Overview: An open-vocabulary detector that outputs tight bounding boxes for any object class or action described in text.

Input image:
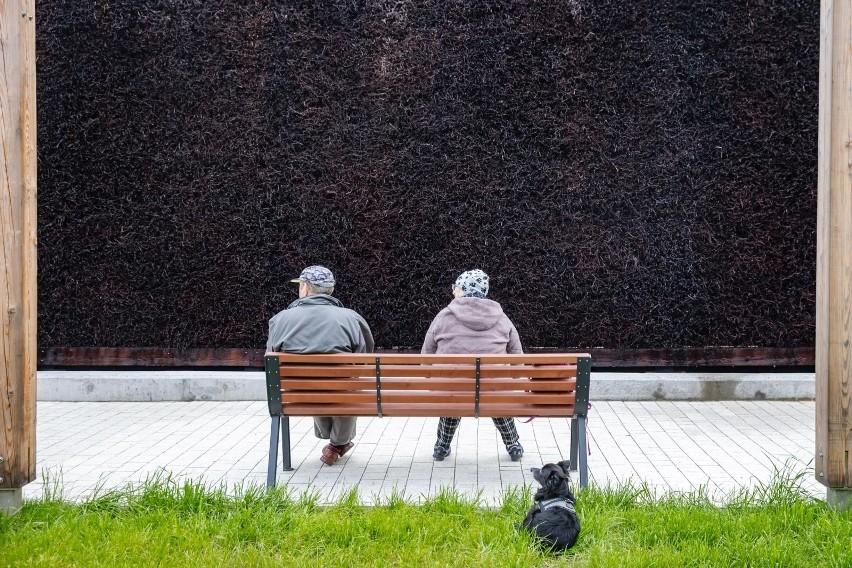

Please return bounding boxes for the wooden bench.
[264,352,591,489]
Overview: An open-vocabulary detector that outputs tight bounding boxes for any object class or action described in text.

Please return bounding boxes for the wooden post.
[1,0,38,512]
[816,0,852,507]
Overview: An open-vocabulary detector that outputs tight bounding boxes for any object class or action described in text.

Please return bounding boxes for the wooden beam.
[816,0,852,489]
[38,347,268,368]
[1,0,38,490]
[37,346,815,369]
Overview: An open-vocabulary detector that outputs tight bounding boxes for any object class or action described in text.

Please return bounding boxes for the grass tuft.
[1,466,849,567]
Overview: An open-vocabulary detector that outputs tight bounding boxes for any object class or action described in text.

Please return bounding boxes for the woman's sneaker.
[433,444,452,461]
[507,442,524,462]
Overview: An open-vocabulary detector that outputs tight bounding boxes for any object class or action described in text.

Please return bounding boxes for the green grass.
[1,468,850,567]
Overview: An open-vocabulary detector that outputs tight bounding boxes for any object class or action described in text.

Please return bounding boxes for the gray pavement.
[23,397,822,505]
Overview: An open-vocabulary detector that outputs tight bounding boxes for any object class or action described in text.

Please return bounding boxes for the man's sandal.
[320,441,354,465]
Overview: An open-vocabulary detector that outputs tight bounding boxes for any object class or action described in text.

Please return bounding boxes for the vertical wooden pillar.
[816,0,852,505]
[1,0,38,509]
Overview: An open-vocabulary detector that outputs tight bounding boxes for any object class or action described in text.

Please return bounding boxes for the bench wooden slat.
[281,391,576,405]
[278,364,578,379]
[271,353,590,365]
[280,402,575,417]
[279,377,577,392]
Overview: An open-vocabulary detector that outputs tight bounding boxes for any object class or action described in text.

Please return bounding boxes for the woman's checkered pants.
[435,416,519,449]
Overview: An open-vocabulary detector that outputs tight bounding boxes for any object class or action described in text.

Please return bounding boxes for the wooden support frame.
[1,0,38,493]
[816,0,852,490]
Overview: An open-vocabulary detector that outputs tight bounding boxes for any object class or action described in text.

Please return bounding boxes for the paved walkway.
[22,400,821,504]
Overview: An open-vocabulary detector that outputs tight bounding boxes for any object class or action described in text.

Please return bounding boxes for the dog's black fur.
[522,460,580,552]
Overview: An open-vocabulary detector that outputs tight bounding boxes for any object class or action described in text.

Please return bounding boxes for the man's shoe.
[320,441,354,465]
[507,442,524,462]
[433,445,451,461]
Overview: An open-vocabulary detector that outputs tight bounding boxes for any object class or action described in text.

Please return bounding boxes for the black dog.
[522,460,581,551]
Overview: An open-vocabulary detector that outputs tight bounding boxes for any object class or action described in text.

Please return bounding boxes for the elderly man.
[267,265,375,465]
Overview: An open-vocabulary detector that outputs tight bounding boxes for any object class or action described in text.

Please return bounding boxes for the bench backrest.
[264,353,591,419]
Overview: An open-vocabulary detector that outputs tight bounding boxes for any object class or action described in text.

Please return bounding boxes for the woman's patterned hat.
[454,269,489,298]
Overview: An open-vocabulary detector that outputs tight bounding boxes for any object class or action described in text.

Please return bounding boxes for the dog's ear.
[545,464,569,480]
[546,468,569,490]
[551,469,569,481]
[557,460,572,475]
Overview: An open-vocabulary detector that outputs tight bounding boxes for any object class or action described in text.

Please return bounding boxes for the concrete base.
[0,488,23,515]
[591,372,814,401]
[827,488,852,511]
[37,370,815,402]
[38,371,266,402]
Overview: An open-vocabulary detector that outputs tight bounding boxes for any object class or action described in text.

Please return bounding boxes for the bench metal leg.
[577,416,588,489]
[267,416,280,488]
[282,416,294,472]
[569,416,579,472]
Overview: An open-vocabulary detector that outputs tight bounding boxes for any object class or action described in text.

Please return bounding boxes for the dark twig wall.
[37,1,818,353]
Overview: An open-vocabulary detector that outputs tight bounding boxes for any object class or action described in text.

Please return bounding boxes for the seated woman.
[421,269,524,462]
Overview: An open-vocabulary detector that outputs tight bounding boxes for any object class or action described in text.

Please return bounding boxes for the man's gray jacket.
[266,294,374,354]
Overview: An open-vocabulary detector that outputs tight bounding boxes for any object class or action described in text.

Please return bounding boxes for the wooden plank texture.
[815,0,852,489]
[280,403,574,418]
[281,392,574,405]
[280,377,576,391]
[38,347,266,367]
[272,352,583,418]
[275,353,589,365]
[278,364,578,379]
[37,346,815,368]
[1,0,38,490]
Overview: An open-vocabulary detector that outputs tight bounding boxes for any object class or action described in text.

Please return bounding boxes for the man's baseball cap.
[290,265,336,287]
